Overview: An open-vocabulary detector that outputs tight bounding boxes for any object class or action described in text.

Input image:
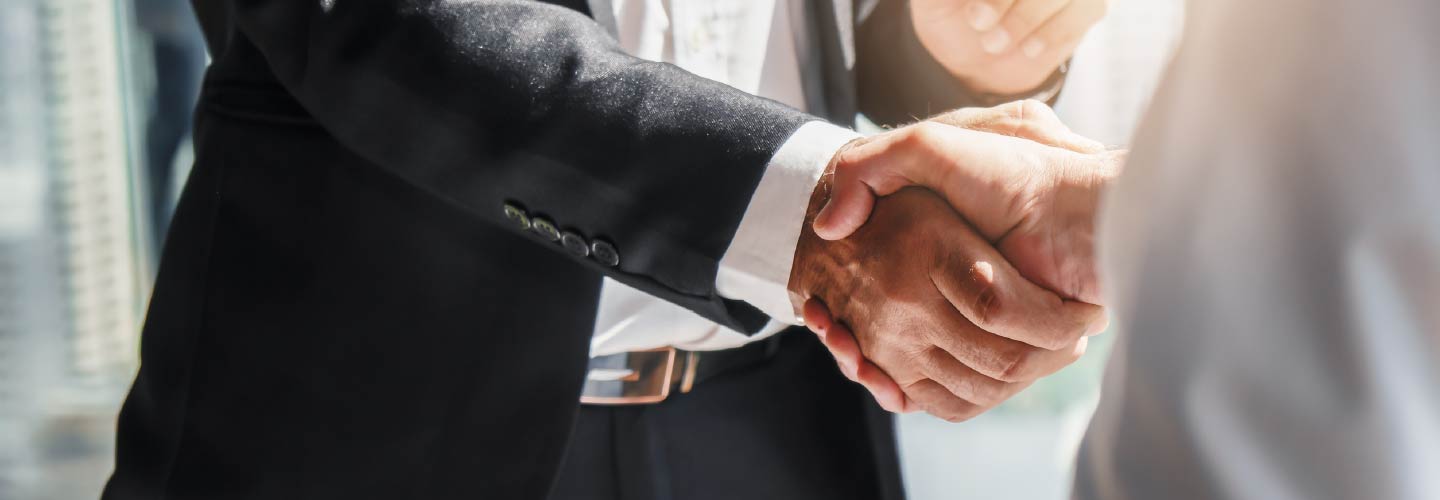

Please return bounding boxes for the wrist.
[786,140,862,319]
[716,121,859,325]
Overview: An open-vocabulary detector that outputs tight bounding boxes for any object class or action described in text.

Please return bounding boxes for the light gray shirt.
[1076,0,1440,499]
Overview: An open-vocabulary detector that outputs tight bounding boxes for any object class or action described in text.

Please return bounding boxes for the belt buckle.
[580,347,698,405]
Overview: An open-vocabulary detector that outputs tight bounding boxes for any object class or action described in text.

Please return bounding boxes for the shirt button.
[502,202,531,231]
[530,217,561,242]
[590,239,620,267]
[560,231,590,258]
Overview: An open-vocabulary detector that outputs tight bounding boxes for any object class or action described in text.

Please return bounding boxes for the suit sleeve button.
[502,202,531,230]
[560,231,590,257]
[530,217,562,242]
[590,239,619,267]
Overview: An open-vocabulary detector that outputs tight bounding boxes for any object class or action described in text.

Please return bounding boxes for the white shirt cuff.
[715,121,861,326]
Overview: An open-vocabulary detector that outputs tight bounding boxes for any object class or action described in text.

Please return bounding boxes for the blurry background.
[896,2,1185,498]
[0,1,1181,498]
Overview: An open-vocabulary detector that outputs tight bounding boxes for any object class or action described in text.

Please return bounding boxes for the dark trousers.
[549,330,906,500]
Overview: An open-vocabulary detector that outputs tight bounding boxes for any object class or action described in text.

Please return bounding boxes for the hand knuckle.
[969,279,1004,329]
[997,100,1026,120]
[971,380,1006,407]
[834,146,864,170]
[951,406,985,422]
[998,346,1037,383]
[1019,99,1051,119]
[899,377,928,395]
[908,122,946,151]
[921,345,957,378]
[1039,329,1077,351]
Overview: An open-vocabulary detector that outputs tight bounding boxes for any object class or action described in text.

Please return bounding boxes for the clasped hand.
[786,100,1123,420]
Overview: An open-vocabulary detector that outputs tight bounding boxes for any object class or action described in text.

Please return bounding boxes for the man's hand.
[911,0,1110,95]
[788,182,1105,420]
[798,102,1122,417]
[816,101,1121,304]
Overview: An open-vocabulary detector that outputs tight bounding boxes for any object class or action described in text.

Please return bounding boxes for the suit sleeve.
[228,0,815,334]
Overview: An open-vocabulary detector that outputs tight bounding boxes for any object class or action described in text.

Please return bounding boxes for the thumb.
[813,170,876,240]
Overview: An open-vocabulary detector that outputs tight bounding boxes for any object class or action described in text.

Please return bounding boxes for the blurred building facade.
[0,0,145,498]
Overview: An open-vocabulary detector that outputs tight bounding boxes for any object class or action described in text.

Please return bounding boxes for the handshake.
[786,100,1124,421]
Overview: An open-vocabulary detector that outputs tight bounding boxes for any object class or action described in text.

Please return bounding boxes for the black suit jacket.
[105,1,987,498]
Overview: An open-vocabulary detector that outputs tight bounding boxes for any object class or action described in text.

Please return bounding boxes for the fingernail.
[966,2,1000,31]
[981,28,1012,55]
[1022,39,1046,59]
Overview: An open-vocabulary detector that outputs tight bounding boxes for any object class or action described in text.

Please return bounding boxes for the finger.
[806,300,911,412]
[814,125,954,240]
[995,0,1071,57]
[925,305,1091,383]
[1016,0,1109,60]
[901,378,986,423]
[834,125,1008,240]
[801,297,835,339]
[821,317,865,380]
[813,167,876,241]
[964,0,1019,32]
[929,221,1108,350]
[915,346,1032,409]
[854,359,912,413]
[965,0,1023,54]
[804,299,862,379]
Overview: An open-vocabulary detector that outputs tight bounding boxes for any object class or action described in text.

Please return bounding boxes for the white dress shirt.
[1075,0,1440,498]
[590,0,858,356]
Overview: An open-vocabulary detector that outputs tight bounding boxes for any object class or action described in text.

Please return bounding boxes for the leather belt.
[580,335,784,405]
